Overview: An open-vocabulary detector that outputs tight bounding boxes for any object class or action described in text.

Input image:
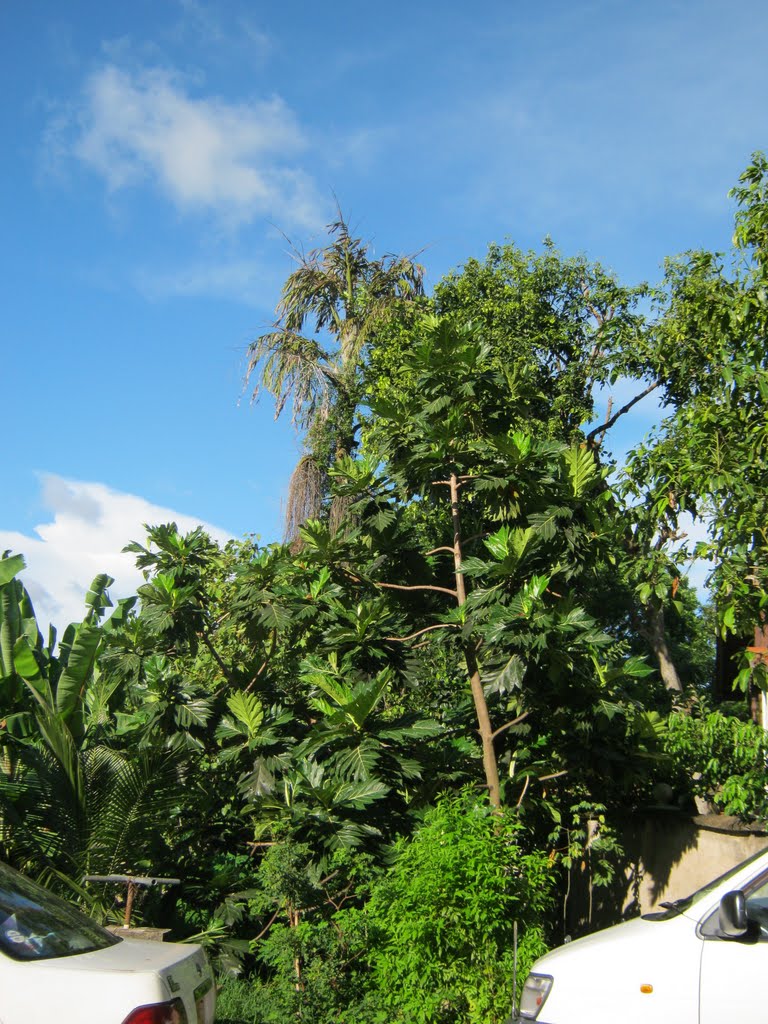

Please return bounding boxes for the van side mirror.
[719,890,748,938]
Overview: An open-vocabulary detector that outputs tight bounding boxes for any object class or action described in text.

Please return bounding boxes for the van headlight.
[518,973,553,1019]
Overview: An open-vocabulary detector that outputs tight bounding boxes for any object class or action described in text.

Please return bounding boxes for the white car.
[513,845,768,1024]
[0,860,216,1024]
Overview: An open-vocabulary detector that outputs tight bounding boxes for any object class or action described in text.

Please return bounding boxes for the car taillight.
[121,998,188,1024]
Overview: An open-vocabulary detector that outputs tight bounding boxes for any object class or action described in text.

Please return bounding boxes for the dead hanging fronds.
[285,453,327,545]
[328,492,357,537]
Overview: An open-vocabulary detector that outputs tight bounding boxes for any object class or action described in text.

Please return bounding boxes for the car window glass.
[0,861,119,961]
[744,875,768,939]
[700,870,768,941]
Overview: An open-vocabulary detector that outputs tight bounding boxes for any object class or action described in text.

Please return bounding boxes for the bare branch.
[253,908,280,943]
[538,770,568,782]
[376,582,458,597]
[245,629,279,693]
[491,711,531,740]
[433,475,478,487]
[463,532,489,546]
[200,632,233,684]
[593,396,613,449]
[385,623,460,643]
[586,379,662,442]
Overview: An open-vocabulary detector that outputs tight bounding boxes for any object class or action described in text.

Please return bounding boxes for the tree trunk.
[288,904,304,991]
[449,473,502,808]
[328,380,358,535]
[646,605,683,692]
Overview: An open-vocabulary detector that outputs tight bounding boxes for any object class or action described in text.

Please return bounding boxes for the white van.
[512,845,768,1023]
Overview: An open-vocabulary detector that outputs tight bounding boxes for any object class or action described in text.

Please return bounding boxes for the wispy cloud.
[173,0,272,60]
[133,257,283,307]
[395,2,768,237]
[60,65,323,229]
[0,475,233,636]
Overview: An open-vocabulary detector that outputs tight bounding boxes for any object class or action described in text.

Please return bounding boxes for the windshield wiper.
[659,897,692,912]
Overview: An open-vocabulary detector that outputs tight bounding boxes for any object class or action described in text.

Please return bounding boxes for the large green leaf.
[0,554,25,587]
[226,691,264,738]
[332,741,381,781]
[242,756,276,798]
[484,654,526,693]
[55,625,101,722]
[343,671,392,730]
[1,581,23,679]
[563,444,598,496]
[308,671,354,709]
[333,778,390,808]
[83,574,114,624]
[13,636,53,705]
[377,718,444,742]
[33,704,85,810]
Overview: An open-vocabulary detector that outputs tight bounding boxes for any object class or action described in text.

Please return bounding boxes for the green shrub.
[664,706,768,819]
[352,789,554,1024]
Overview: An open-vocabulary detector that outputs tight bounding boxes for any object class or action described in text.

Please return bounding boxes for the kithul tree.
[245,215,424,540]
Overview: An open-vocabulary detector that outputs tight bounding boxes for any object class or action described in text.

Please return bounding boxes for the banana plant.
[0,554,38,723]
[0,554,185,899]
[4,561,116,748]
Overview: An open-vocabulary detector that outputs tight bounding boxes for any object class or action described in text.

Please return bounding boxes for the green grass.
[215,978,262,1024]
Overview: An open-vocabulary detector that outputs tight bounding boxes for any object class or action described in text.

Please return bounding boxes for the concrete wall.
[634,814,768,911]
[565,812,768,939]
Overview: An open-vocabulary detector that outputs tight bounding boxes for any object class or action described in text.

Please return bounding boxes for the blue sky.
[2,0,767,629]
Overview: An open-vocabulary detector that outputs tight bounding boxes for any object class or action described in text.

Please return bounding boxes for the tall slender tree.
[245,215,424,538]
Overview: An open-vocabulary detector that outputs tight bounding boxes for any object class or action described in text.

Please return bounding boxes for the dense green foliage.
[360,791,553,1024]
[664,700,768,818]
[2,156,768,1023]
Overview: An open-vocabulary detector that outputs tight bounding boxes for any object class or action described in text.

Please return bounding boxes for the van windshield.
[0,861,120,961]
[642,847,768,921]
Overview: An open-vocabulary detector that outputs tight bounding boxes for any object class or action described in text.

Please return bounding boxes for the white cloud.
[0,475,233,637]
[67,65,323,228]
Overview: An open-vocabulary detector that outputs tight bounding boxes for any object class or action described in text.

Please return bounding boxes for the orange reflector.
[640,984,653,994]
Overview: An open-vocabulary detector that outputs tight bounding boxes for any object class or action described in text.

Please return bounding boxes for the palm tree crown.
[245,215,424,538]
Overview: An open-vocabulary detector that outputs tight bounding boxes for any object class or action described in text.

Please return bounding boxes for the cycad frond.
[0,742,186,884]
[82,746,186,877]
[0,743,85,875]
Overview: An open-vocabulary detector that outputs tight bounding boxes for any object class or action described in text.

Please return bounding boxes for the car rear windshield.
[0,861,120,961]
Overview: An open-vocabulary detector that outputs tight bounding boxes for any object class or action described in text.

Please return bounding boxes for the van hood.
[525,911,702,1024]
[536,915,672,969]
